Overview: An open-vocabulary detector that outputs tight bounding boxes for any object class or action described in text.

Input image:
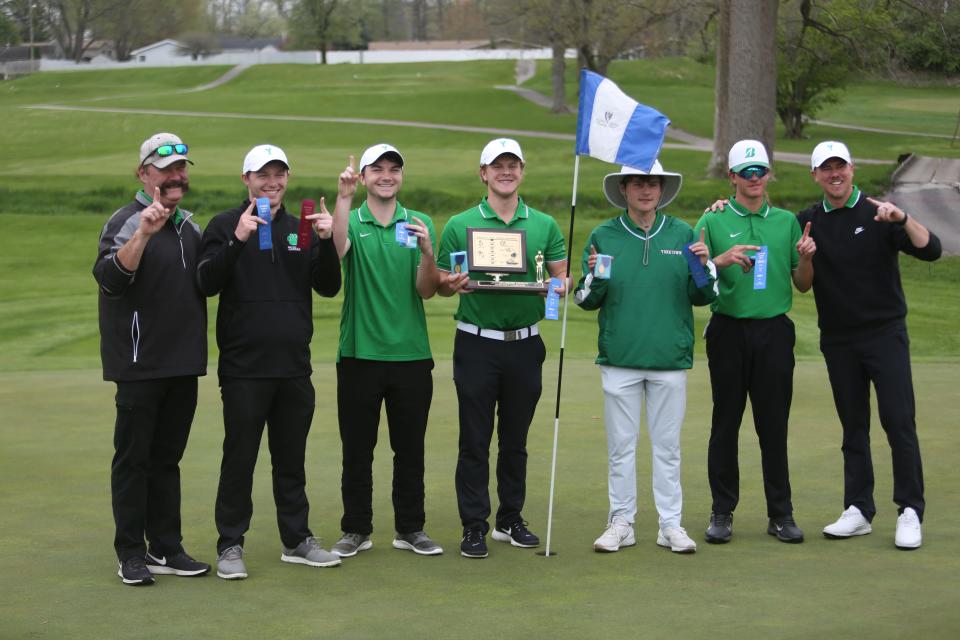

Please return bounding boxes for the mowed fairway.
[1,62,959,639]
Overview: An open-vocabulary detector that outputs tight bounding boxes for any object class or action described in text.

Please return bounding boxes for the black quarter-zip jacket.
[798,190,941,341]
[198,200,341,378]
[93,192,207,381]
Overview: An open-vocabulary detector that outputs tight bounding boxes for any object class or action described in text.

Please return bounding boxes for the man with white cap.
[437,138,568,558]
[198,144,342,578]
[94,132,210,585]
[325,144,443,558]
[694,139,816,545]
[575,161,716,554]
[799,141,941,549]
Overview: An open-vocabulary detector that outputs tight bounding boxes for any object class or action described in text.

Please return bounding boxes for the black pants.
[337,357,434,535]
[705,314,795,519]
[111,376,197,561]
[821,325,924,521]
[453,329,545,534]
[215,376,315,553]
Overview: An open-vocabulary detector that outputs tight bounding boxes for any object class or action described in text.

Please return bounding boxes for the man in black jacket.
[94,132,210,586]
[798,141,942,550]
[198,144,342,578]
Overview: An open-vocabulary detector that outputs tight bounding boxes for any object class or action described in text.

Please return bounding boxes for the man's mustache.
[161,179,189,195]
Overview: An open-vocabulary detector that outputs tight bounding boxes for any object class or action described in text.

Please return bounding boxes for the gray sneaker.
[281,536,341,567]
[331,532,373,558]
[392,531,443,556]
[216,545,247,580]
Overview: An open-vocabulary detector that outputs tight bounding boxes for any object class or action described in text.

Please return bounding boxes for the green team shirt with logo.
[338,201,436,361]
[437,197,566,330]
[694,196,800,319]
[575,213,717,370]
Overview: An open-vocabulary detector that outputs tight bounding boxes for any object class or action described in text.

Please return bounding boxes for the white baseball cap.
[602,161,683,210]
[480,138,524,166]
[242,144,290,173]
[811,140,852,169]
[359,143,404,173]
[728,139,770,172]
[139,132,192,169]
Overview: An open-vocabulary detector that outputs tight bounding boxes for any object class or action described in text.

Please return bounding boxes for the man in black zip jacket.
[798,141,941,550]
[94,132,210,586]
[198,144,342,578]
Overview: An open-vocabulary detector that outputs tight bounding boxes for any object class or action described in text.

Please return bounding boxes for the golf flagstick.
[541,154,580,558]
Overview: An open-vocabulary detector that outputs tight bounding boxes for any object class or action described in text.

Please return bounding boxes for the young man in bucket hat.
[694,139,816,545]
[799,141,941,549]
[575,160,717,554]
[326,143,444,558]
[437,138,568,558]
[94,132,210,585]
[198,144,342,578]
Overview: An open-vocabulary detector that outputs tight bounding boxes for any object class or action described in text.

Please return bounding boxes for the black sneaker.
[146,550,211,576]
[460,528,488,558]
[705,512,733,544]
[768,516,804,543]
[492,520,540,548]
[118,556,155,586]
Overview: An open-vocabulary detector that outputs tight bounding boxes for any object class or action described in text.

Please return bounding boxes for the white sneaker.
[593,520,636,552]
[895,507,922,550]
[823,505,872,539]
[657,527,697,553]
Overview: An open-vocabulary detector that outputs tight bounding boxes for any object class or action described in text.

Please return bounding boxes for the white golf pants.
[600,365,687,530]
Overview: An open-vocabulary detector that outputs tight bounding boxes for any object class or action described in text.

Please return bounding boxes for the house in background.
[130,39,189,63]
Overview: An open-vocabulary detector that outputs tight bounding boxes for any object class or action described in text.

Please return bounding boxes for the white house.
[129,39,190,64]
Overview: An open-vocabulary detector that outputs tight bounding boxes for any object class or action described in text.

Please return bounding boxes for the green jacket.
[575,213,717,370]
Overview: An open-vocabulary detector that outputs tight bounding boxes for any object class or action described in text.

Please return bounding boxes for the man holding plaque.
[94,132,209,585]
[437,138,568,558]
[326,144,444,558]
[575,161,717,554]
[694,139,815,545]
[799,141,941,549]
[198,144,342,578]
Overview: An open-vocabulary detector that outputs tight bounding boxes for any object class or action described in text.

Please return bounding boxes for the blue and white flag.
[575,69,670,172]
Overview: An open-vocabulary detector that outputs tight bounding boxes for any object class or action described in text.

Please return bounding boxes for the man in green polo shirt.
[328,144,443,558]
[694,139,815,545]
[437,138,568,558]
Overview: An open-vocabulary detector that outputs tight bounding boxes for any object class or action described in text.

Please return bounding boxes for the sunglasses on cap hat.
[736,166,769,180]
[142,143,188,164]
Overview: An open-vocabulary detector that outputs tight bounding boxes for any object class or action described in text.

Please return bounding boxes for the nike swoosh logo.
[146,552,167,566]
[775,524,783,532]
[730,231,743,238]
[360,232,372,238]
[854,227,864,235]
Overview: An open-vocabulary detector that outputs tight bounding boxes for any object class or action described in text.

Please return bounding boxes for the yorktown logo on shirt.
[660,249,683,255]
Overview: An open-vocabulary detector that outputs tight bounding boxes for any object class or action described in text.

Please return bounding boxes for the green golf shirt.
[338,201,436,361]
[694,196,800,319]
[437,196,566,330]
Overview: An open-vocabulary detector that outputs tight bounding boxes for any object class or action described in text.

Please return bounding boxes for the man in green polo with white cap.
[437,138,568,559]
[694,139,816,545]
[327,144,443,558]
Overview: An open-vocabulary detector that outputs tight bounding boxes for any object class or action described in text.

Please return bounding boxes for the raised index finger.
[865,196,883,207]
[699,228,705,244]
[348,155,356,172]
[802,221,811,240]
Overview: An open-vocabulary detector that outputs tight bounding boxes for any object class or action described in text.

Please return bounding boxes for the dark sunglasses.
[737,166,769,180]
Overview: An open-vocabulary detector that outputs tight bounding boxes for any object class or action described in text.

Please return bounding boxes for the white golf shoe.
[895,507,922,550]
[657,527,697,553]
[823,505,872,539]
[593,519,635,553]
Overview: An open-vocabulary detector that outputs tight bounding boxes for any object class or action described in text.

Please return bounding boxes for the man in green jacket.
[575,161,716,554]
